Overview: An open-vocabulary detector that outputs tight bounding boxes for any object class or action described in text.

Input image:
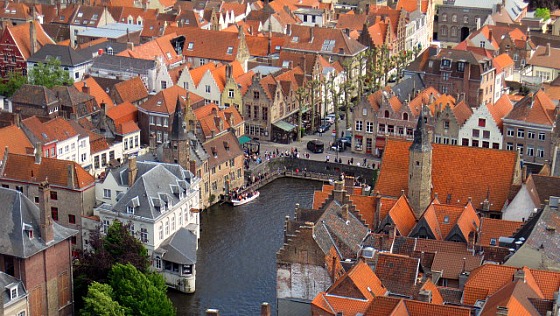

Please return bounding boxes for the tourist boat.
[231,191,260,206]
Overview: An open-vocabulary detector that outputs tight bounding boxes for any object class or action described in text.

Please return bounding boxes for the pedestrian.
[363,158,367,166]
[350,157,354,165]
[326,155,330,162]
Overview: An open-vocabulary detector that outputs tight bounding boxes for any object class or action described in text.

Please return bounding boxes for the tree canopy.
[0,71,27,97]
[80,264,175,316]
[535,8,551,20]
[28,56,73,88]
[74,220,150,311]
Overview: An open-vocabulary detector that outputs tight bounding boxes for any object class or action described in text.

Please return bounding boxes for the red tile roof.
[366,296,471,316]
[374,139,518,211]
[194,103,243,138]
[74,77,113,108]
[5,21,55,59]
[113,76,149,104]
[528,45,560,70]
[165,27,245,62]
[139,85,202,115]
[2,152,94,189]
[0,125,33,161]
[505,90,556,126]
[477,217,522,246]
[387,194,417,236]
[117,33,182,67]
[486,94,513,129]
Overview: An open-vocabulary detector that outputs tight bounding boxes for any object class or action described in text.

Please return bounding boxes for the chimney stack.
[67,164,76,189]
[128,156,138,187]
[260,303,271,316]
[341,204,349,222]
[29,20,37,56]
[38,181,54,244]
[14,110,21,127]
[34,142,42,164]
[545,42,551,56]
[225,64,232,79]
[82,81,90,94]
[309,27,314,43]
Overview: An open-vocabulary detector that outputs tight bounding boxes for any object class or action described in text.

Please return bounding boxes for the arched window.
[154,256,162,269]
[403,113,409,121]
[441,13,448,22]
[384,110,390,118]
[451,26,458,37]
[441,26,448,36]
[452,14,457,22]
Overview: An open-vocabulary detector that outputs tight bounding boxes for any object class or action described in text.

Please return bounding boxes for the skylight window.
[321,39,335,52]
[292,36,299,43]
[166,52,172,59]
[226,46,233,55]
[92,14,98,20]
[77,12,83,18]
[187,42,194,50]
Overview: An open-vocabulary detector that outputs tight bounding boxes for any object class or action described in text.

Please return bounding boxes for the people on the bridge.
[326,155,330,162]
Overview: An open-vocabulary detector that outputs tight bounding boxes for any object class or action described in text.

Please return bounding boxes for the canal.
[169,178,323,315]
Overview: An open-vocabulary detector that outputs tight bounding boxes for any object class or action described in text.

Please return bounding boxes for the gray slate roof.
[108,160,195,188]
[91,55,156,73]
[393,73,426,102]
[156,227,197,264]
[111,164,192,220]
[313,200,369,259]
[0,188,77,259]
[28,44,91,66]
[0,272,26,305]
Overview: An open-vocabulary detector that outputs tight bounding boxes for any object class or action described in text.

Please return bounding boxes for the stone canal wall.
[245,157,378,186]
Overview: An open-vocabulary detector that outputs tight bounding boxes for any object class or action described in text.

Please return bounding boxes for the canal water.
[169,178,323,316]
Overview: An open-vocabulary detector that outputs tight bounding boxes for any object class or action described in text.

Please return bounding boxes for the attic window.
[187,42,194,50]
[226,46,233,55]
[321,39,335,51]
[166,52,172,59]
[77,12,83,18]
[92,14,98,20]
[7,285,17,300]
[23,223,33,239]
[275,45,281,51]
[443,216,450,224]
[490,238,497,246]
[292,36,299,43]
[441,59,451,69]
[457,62,465,72]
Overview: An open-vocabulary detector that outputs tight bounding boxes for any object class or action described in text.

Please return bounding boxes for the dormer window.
[457,61,465,72]
[443,216,450,223]
[292,36,299,43]
[127,206,134,214]
[7,285,18,300]
[441,59,451,69]
[23,224,33,239]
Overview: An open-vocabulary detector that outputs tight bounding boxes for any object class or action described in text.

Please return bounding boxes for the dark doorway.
[460,27,470,41]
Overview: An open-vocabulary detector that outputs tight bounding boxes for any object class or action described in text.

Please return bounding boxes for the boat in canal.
[231,191,260,206]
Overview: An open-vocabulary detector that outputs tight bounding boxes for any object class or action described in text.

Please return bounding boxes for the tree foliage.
[28,56,73,88]
[107,263,175,316]
[0,71,27,97]
[74,220,150,311]
[535,8,551,20]
[80,282,126,316]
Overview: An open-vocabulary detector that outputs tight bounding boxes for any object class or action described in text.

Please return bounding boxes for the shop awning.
[238,135,252,145]
[273,120,296,132]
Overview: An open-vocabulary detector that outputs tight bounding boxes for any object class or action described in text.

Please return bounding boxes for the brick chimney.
[82,81,90,94]
[417,289,432,303]
[260,302,271,316]
[29,20,37,56]
[38,181,54,244]
[225,64,232,79]
[333,176,346,202]
[341,204,349,222]
[545,42,551,56]
[67,164,76,189]
[128,156,138,187]
[34,142,42,164]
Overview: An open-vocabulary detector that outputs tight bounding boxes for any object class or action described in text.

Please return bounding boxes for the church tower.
[408,105,432,217]
[164,97,190,169]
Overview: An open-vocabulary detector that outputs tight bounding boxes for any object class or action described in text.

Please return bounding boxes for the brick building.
[0,184,77,316]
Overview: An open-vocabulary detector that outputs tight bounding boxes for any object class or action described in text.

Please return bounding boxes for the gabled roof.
[527,45,560,70]
[157,227,197,265]
[480,279,543,316]
[74,77,113,108]
[0,125,33,161]
[431,252,483,280]
[477,217,522,246]
[463,265,560,305]
[366,296,472,316]
[113,76,149,104]
[28,44,90,66]
[2,152,94,190]
[385,194,417,236]
[493,53,514,74]
[374,252,419,295]
[202,130,243,168]
[0,188,77,258]
[91,54,156,73]
[194,103,243,138]
[504,90,556,126]
[189,62,220,87]
[22,116,79,144]
[396,0,430,13]
[107,101,139,135]
[5,21,55,60]
[117,33,182,67]
[165,26,244,62]
[375,139,518,211]
[526,174,560,206]
[452,101,473,126]
[244,34,286,57]
[210,61,245,91]
[312,260,386,315]
[486,94,513,129]
[283,24,367,56]
[336,13,368,32]
[139,85,201,115]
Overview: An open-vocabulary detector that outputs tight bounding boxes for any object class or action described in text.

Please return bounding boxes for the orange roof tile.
[375,139,518,211]
[189,62,220,87]
[408,87,441,116]
[140,85,202,115]
[211,61,245,92]
[506,90,556,126]
[396,0,429,13]
[387,195,417,236]
[0,125,33,161]
[487,94,513,129]
[452,101,473,126]
[194,103,243,138]
[419,279,444,305]
[165,27,245,62]
[2,152,94,189]
[74,77,113,108]
[6,21,55,60]
[477,217,522,246]
[117,33,182,67]
[113,76,149,104]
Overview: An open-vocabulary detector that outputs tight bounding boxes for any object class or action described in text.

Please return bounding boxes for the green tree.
[74,220,150,311]
[295,86,308,141]
[81,282,126,316]
[0,71,27,97]
[28,56,73,88]
[535,8,550,20]
[108,263,175,316]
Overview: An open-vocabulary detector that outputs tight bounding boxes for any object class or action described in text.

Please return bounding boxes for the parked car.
[307,140,325,153]
[337,137,351,149]
[320,118,332,128]
[316,124,330,133]
[331,140,346,152]
[325,114,336,123]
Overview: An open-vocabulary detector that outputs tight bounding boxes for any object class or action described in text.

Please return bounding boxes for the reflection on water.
[169,178,322,316]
